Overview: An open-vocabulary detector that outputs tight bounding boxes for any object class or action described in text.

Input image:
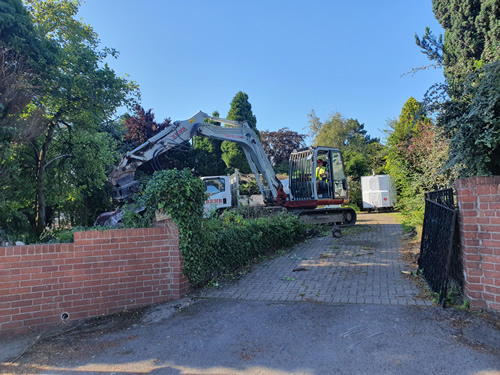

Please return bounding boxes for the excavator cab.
[288,147,348,205]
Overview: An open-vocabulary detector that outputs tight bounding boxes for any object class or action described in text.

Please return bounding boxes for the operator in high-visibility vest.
[316,158,328,196]
[316,159,326,180]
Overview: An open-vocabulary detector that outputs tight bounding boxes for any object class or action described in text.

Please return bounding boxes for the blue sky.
[78,0,445,143]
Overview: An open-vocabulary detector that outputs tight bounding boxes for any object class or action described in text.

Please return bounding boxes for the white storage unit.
[361,174,397,211]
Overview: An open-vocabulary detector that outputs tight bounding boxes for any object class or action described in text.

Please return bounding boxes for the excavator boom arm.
[110,111,282,204]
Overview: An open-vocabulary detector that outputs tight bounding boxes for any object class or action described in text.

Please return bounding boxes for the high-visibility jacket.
[316,166,326,180]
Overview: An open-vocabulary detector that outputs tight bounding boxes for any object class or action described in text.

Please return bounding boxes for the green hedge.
[187,212,307,286]
[136,169,308,287]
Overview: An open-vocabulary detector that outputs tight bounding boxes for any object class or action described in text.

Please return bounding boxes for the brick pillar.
[154,218,190,298]
[456,176,500,311]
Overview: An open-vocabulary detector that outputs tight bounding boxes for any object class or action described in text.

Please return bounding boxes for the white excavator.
[96,111,356,229]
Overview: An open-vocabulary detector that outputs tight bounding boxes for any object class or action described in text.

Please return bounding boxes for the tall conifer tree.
[221,92,258,173]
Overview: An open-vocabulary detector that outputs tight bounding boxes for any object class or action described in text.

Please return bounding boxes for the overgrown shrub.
[137,168,308,287]
[137,169,206,275]
[347,177,361,210]
[395,193,425,231]
[189,211,307,286]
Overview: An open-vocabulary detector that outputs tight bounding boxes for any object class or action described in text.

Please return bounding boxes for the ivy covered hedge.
[136,169,308,287]
[191,211,307,286]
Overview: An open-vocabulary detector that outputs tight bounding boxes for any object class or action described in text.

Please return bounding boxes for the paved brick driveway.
[202,212,432,306]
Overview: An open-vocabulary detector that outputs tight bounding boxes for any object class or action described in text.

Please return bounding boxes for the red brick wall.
[456,176,500,311]
[0,220,189,336]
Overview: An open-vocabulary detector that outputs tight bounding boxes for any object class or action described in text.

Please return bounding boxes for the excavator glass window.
[331,150,347,198]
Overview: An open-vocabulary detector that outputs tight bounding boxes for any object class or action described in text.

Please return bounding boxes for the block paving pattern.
[202,213,432,306]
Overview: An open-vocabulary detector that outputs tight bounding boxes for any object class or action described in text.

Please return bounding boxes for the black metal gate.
[418,188,463,306]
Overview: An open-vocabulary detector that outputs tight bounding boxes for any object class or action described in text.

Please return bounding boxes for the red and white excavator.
[97,111,356,229]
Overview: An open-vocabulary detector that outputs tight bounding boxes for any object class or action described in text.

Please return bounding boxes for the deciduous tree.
[260,128,306,173]
[307,110,380,176]
[0,0,139,236]
[385,98,457,226]
[307,110,383,208]
[0,0,55,140]
[124,105,171,147]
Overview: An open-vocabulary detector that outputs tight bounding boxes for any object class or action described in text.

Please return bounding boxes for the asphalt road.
[2,299,499,375]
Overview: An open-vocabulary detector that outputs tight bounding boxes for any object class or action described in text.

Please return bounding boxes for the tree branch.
[45,153,72,169]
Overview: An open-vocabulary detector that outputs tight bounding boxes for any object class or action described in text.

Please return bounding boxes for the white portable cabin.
[361,174,397,211]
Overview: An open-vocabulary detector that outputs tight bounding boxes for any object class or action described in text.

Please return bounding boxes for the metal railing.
[419,188,462,306]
